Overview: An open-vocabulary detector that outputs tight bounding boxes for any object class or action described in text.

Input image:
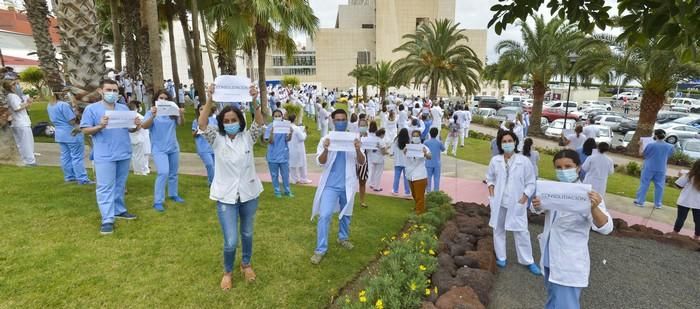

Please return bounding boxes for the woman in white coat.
[288,113,312,184]
[532,149,613,309]
[485,131,541,275]
[671,160,700,240]
[581,142,614,195]
[3,80,36,166]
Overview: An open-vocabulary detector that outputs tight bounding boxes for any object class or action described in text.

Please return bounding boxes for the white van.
[670,98,700,113]
[501,95,525,103]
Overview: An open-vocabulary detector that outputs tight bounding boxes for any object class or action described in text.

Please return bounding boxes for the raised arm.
[199,85,215,131]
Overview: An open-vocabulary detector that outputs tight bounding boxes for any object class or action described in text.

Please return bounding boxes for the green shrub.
[281,75,300,88]
[19,66,45,90]
[669,150,694,167]
[483,118,501,128]
[426,191,452,209]
[282,103,302,119]
[471,115,485,124]
[22,87,39,98]
[625,162,641,177]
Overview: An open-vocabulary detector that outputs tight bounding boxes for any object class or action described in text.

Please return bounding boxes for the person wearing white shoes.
[288,113,312,184]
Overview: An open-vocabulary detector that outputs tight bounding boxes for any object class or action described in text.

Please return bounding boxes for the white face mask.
[274,116,282,121]
[411,137,421,144]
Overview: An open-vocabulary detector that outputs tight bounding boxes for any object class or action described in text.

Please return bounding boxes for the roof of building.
[0,7,60,44]
[2,54,39,66]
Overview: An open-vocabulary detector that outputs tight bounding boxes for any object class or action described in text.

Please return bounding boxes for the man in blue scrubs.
[424,127,445,191]
[634,129,675,209]
[80,79,140,235]
[47,91,92,184]
[265,109,293,198]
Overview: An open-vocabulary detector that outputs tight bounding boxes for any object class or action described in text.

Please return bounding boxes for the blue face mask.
[502,142,515,153]
[334,121,348,131]
[224,123,240,135]
[359,127,368,134]
[556,168,579,183]
[103,92,118,104]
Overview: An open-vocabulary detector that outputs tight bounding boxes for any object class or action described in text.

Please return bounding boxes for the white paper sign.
[406,144,425,158]
[212,75,253,102]
[272,120,291,134]
[328,131,358,152]
[155,100,180,116]
[360,136,381,150]
[105,110,137,129]
[536,180,592,215]
[640,137,654,151]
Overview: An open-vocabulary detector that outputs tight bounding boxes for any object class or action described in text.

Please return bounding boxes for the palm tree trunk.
[429,78,439,101]
[200,14,217,79]
[24,0,64,92]
[143,0,164,93]
[255,25,270,116]
[177,5,195,82]
[123,0,139,75]
[167,17,180,92]
[362,85,368,100]
[190,0,206,101]
[626,88,666,155]
[108,0,122,71]
[0,88,19,164]
[529,79,546,135]
[138,1,152,107]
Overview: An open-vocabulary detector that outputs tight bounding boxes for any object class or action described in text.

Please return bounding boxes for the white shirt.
[565,133,588,150]
[675,175,700,209]
[397,110,408,129]
[392,142,408,167]
[404,144,430,181]
[8,93,30,127]
[582,126,599,140]
[581,152,614,194]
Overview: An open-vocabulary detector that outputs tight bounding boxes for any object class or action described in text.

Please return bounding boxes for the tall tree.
[366,61,401,102]
[348,64,373,100]
[393,19,483,101]
[190,0,206,101]
[0,70,20,163]
[200,14,218,79]
[142,0,164,93]
[55,0,108,104]
[108,0,122,71]
[122,0,141,76]
[176,0,197,87]
[160,0,181,91]
[24,0,64,92]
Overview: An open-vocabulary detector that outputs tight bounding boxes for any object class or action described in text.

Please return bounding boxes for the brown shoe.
[220,272,232,291]
[240,265,256,283]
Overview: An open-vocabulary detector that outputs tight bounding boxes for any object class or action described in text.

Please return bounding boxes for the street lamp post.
[563,53,578,127]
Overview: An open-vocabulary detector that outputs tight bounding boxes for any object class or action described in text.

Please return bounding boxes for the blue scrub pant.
[153,151,180,204]
[315,188,351,254]
[635,169,666,206]
[217,199,258,273]
[544,267,582,309]
[94,159,130,224]
[268,162,291,195]
[426,165,441,192]
[59,142,89,182]
[393,166,410,194]
[197,152,215,184]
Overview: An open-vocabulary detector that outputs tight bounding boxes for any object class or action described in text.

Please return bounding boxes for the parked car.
[546,100,579,111]
[542,107,581,122]
[619,131,635,148]
[545,119,578,138]
[593,115,628,132]
[654,123,700,144]
[492,106,523,122]
[501,95,525,103]
[522,99,534,108]
[617,117,640,133]
[478,96,502,110]
[586,110,623,124]
[476,107,497,118]
[612,92,639,100]
[590,125,613,145]
[670,97,700,113]
[655,111,689,124]
[580,100,612,111]
[678,139,700,160]
[670,116,700,129]
[471,95,486,109]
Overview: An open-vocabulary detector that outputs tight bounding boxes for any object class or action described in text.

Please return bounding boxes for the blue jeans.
[426,165,441,192]
[393,166,410,194]
[544,267,582,309]
[153,151,180,204]
[198,152,215,184]
[268,162,291,195]
[217,199,258,273]
[94,159,130,224]
[315,188,351,254]
[59,142,89,182]
[523,125,529,137]
[635,169,666,206]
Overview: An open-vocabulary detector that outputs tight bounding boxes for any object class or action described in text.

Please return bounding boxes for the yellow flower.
[434,286,438,294]
[429,249,436,256]
[401,233,409,239]
[391,236,396,240]
[382,250,390,256]
[360,296,367,303]
[425,288,431,296]
[375,299,384,309]
[420,249,425,253]
[345,297,351,304]
[420,241,425,247]
[419,265,427,271]
[410,281,417,291]
[380,237,385,242]
[359,290,366,297]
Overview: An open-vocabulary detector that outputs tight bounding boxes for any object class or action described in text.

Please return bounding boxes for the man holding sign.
[310,109,365,265]
[80,79,141,235]
[634,129,675,209]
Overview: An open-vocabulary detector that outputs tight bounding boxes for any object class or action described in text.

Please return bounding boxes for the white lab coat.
[289,124,307,168]
[486,154,536,231]
[537,194,613,287]
[581,152,614,194]
[311,136,364,220]
[675,175,700,209]
[430,106,443,129]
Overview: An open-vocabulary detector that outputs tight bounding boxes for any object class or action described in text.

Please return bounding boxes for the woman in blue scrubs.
[141,90,185,212]
[47,92,92,184]
[265,109,293,198]
[193,103,217,184]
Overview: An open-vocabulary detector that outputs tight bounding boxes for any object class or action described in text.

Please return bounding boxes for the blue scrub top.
[327,151,346,191]
[264,125,290,163]
[145,111,180,153]
[79,101,132,163]
[192,116,217,154]
[424,138,445,168]
[47,100,83,143]
[421,119,432,140]
[643,141,675,172]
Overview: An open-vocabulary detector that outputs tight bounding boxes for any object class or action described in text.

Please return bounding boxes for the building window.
[416,18,428,29]
[361,24,374,29]
[357,51,371,65]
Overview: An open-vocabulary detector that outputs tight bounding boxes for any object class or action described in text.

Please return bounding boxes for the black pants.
[674,205,700,236]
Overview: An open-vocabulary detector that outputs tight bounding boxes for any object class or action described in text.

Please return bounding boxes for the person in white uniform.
[671,161,700,240]
[4,79,36,166]
[318,102,330,137]
[563,125,587,150]
[485,131,541,275]
[288,113,312,184]
[581,142,614,195]
[430,102,444,135]
[459,106,472,146]
[532,149,613,309]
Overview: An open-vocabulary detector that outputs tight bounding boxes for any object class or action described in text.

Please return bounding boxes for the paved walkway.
[29,142,694,236]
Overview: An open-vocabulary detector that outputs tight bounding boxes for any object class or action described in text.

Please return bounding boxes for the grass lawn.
[443,134,681,207]
[0,166,414,308]
[28,101,322,156]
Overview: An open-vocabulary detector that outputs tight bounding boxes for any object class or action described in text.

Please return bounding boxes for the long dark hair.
[496,131,520,154]
[397,128,410,150]
[689,160,700,191]
[216,105,246,136]
[553,149,581,166]
[153,89,171,103]
[582,138,597,156]
[598,142,610,154]
[523,138,533,157]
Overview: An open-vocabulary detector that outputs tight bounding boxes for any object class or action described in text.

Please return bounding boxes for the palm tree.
[142,0,163,94]
[108,0,122,71]
[366,61,401,102]
[348,64,373,100]
[24,0,64,92]
[159,0,181,91]
[393,19,483,101]
[55,0,107,104]
[493,16,596,135]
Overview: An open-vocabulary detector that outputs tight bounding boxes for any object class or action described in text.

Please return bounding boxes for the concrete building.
[0,4,60,71]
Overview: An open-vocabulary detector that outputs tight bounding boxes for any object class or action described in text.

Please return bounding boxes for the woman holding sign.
[485,131,541,275]
[671,162,700,240]
[198,83,265,290]
[532,149,613,309]
[141,90,186,212]
[404,129,431,214]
